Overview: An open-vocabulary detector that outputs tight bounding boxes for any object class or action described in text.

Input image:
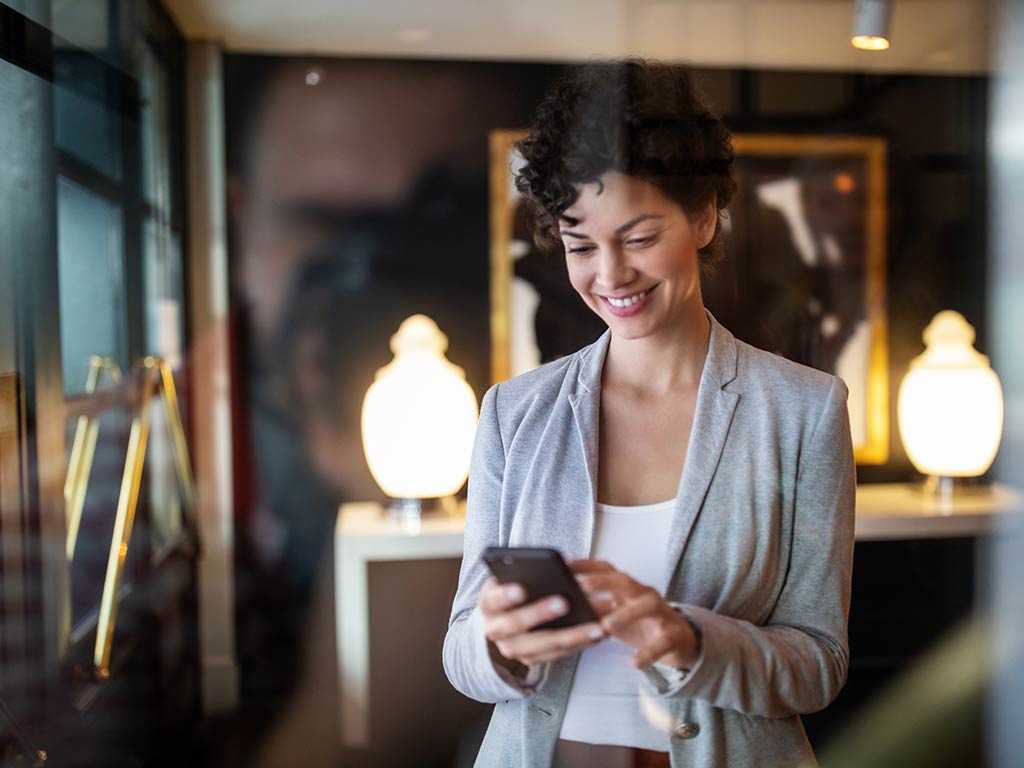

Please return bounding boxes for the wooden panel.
[0,373,15,429]
[0,372,27,701]
[0,371,20,526]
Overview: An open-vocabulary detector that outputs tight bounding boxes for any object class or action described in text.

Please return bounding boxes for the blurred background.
[0,0,1021,766]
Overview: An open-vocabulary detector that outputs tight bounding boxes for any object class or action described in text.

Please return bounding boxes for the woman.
[443,60,855,768]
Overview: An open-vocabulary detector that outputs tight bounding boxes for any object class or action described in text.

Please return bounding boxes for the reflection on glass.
[63,354,197,662]
[141,44,184,365]
[56,175,126,396]
[143,218,183,364]
[54,56,122,180]
[3,0,51,28]
[146,366,185,560]
[66,407,135,633]
[140,45,170,209]
[51,0,110,53]
[64,356,122,563]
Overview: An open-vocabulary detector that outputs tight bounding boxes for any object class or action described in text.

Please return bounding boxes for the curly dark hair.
[514,59,737,273]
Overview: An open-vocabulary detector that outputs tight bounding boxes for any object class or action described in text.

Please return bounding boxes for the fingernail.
[588,627,605,640]
[547,597,567,615]
[505,586,524,602]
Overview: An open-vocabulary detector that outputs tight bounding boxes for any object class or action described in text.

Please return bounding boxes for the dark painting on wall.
[490,130,888,464]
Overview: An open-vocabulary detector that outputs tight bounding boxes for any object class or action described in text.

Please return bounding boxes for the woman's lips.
[600,285,658,317]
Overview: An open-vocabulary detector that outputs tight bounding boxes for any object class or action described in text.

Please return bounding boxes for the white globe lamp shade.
[361,315,478,500]
[897,311,1003,478]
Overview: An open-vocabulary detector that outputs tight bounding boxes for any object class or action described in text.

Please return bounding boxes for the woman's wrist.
[488,639,529,679]
[664,613,703,670]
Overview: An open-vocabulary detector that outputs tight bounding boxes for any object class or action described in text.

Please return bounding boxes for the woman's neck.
[602,302,711,395]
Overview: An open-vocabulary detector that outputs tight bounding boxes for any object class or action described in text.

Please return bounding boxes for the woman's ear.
[695,196,718,249]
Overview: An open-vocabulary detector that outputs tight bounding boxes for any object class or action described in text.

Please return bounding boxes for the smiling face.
[560,172,716,342]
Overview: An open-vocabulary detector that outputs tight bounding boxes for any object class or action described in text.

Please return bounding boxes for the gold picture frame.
[489,130,530,385]
[489,130,889,465]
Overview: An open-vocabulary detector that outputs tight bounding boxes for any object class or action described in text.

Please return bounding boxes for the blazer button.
[671,721,700,739]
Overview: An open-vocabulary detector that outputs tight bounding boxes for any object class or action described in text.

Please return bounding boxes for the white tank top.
[558,499,676,751]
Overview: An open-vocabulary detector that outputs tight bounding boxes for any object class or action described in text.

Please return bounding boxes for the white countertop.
[854,482,1024,540]
[337,485,1024,544]
[336,501,467,538]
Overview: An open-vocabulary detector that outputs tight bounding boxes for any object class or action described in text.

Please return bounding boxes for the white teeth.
[607,288,651,308]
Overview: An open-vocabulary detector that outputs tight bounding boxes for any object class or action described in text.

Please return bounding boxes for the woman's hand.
[571,559,701,670]
[477,578,606,673]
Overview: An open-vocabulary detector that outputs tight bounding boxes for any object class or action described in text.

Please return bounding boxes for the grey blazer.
[443,312,856,768]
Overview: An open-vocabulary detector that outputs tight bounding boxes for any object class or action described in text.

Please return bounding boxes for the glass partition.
[56,176,127,396]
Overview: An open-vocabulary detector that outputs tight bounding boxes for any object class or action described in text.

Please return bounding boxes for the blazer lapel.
[568,392,599,501]
[662,313,740,593]
[563,330,611,559]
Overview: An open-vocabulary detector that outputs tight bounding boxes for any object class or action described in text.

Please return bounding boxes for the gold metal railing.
[62,356,198,679]
[64,356,122,562]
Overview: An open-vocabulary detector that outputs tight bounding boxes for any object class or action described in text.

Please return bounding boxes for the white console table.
[335,484,1024,747]
[855,483,1024,540]
[334,503,466,747]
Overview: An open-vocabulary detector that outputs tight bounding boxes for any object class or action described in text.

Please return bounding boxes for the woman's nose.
[596,248,634,288]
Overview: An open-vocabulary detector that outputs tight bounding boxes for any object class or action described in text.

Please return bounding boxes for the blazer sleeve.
[643,375,856,718]
[442,383,547,703]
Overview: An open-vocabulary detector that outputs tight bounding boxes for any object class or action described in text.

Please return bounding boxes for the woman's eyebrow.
[559,213,664,239]
[615,213,664,234]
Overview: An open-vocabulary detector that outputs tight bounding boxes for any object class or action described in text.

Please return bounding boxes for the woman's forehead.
[562,173,674,226]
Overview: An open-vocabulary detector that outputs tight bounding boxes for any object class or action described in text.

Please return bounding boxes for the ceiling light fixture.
[851,0,891,51]
[305,67,323,86]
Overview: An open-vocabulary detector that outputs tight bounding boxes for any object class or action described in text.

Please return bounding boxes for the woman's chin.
[606,318,657,340]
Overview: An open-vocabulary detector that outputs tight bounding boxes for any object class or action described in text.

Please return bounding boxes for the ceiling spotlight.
[851,0,891,51]
[305,67,323,86]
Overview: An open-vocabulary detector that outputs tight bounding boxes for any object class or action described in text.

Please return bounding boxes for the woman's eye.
[627,236,656,247]
[567,245,595,255]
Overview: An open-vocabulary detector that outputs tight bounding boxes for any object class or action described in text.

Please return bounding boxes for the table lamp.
[897,310,1003,497]
[361,314,478,521]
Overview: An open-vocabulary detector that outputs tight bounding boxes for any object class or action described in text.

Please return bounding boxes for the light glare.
[851,36,890,51]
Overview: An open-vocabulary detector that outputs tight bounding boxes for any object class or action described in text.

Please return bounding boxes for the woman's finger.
[568,559,616,574]
[586,590,616,617]
[478,579,527,616]
[601,588,663,633]
[485,595,569,641]
[575,571,636,598]
[501,621,606,665]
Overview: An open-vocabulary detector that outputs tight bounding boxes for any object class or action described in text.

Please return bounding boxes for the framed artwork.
[489,130,888,464]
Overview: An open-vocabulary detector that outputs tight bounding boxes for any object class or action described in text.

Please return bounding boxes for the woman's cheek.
[566,267,596,310]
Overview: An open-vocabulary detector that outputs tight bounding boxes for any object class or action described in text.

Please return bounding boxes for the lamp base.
[921,475,993,513]
[384,495,460,528]
[922,475,993,496]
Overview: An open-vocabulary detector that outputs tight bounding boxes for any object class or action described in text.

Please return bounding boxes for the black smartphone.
[482,546,599,630]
